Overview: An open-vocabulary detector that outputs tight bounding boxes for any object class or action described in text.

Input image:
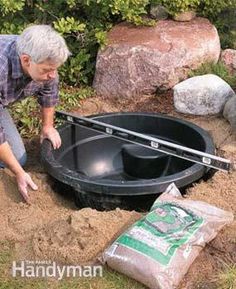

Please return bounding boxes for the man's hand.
[0,141,38,203]
[16,171,38,203]
[40,126,61,149]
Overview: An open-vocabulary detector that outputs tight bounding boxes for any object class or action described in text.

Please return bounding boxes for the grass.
[0,238,235,289]
[0,268,146,289]
[56,269,146,289]
[195,263,236,289]
[217,264,236,289]
[0,241,146,289]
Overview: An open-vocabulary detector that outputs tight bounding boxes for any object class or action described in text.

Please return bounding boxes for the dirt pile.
[0,170,73,241]
[31,208,140,264]
[0,169,141,264]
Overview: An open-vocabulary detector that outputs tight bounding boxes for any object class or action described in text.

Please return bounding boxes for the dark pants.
[0,109,27,168]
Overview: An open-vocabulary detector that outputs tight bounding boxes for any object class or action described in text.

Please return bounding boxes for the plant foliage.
[9,86,94,138]
[189,61,236,88]
[150,0,236,18]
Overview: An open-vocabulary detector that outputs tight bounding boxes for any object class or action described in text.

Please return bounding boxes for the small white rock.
[173,74,235,115]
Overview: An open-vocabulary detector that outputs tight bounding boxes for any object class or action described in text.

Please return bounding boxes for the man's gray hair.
[16,25,71,64]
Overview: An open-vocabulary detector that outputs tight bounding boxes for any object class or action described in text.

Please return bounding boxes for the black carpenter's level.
[56,111,232,172]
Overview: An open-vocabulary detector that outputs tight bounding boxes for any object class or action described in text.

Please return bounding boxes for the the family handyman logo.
[12,260,103,280]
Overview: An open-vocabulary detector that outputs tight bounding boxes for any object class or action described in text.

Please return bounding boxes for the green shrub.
[9,86,94,138]
[199,0,236,19]
[9,97,41,137]
[189,61,236,88]
[214,9,236,49]
[150,0,236,18]
[150,0,200,15]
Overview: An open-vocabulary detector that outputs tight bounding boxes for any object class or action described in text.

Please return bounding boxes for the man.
[0,25,70,203]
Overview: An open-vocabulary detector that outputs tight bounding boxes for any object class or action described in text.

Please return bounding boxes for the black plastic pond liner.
[41,112,215,211]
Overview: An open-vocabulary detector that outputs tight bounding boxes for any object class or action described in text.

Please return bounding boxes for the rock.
[220,49,236,73]
[223,95,236,132]
[93,18,220,98]
[173,74,235,115]
[173,11,196,22]
[149,5,169,20]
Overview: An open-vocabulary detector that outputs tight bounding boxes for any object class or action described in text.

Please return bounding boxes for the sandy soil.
[0,91,235,288]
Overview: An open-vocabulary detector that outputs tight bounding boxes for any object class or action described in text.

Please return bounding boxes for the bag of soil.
[102,183,234,289]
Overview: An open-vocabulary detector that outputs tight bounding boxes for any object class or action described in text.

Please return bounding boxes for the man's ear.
[19,54,31,67]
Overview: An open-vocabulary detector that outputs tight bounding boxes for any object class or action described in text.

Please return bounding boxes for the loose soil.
[1,91,235,288]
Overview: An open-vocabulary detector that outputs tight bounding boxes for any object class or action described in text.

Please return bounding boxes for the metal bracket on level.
[56,111,232,172]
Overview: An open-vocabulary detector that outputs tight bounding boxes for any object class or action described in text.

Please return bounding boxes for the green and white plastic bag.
[102,183,234,289]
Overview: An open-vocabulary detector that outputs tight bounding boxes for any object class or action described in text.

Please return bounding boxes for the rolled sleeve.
[37,76,59,108]
[0,111,6,145]
[0,56,8,145]
[0,128,6,145]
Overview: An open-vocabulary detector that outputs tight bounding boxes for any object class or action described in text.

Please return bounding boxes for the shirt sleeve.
[0,123,6,145]
[0,55,9,145]
[36,76,59,108]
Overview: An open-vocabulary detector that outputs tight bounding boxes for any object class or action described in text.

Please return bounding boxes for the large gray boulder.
[223,95,236,132]
[173,74,235,115]
[93,18,221,98]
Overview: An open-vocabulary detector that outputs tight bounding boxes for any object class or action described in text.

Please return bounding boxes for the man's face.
[20,55,60,83]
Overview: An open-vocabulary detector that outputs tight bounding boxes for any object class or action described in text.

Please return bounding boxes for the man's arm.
[0,54,38,202]
[41,106,54,127]
[0,141,38,202]
[37,75,61,149]
[40,106,61,149]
